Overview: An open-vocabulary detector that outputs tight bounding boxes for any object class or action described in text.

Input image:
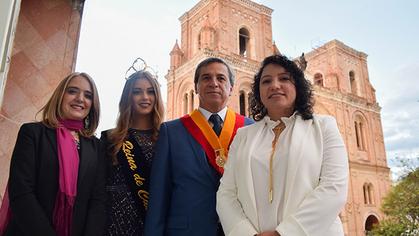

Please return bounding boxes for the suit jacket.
[144,114,253,236]
[5,122,106,236]
[217,115,349,236]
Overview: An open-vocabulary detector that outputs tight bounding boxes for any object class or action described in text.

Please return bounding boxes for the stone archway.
[365,214,379,232]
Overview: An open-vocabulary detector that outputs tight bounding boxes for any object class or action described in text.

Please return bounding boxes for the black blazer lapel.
[45,127,58,156]
[78,137,95,184]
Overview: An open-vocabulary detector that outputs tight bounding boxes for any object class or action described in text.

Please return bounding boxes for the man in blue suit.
[144,57,253,236]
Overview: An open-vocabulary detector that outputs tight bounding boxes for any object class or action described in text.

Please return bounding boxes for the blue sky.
[76,0,419,177]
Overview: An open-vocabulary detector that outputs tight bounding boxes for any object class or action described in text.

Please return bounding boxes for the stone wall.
[0,0,84,198]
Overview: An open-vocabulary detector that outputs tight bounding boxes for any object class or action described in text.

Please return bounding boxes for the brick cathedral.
[165,0,391,235]
[0,0,391,235]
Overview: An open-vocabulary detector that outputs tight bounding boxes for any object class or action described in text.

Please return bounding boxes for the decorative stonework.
[306,39,367,60]
[179,0,212,22]
[345,202,353,215]
[231,8,259,23]
[231,0,273,15]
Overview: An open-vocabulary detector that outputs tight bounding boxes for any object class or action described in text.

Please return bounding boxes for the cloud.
[380,63,419,154]
[386,149,419,180]
[378,62,419,179]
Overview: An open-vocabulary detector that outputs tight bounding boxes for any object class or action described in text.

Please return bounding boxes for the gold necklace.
[269,122,285,203]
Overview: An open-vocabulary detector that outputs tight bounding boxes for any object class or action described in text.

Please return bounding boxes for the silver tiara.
[124,57,159,80]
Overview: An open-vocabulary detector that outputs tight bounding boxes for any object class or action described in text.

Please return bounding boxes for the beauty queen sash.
[180,108,245,175]
[116,131,150,218]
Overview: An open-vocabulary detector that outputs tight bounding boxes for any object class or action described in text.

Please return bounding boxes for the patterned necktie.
[209,114,222,136]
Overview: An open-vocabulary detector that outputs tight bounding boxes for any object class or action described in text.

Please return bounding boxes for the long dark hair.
[250,54,314,121]
[108,71,164,162]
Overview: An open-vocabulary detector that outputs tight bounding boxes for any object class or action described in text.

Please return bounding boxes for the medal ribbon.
[181,108,245,174]
[190,109,235,151]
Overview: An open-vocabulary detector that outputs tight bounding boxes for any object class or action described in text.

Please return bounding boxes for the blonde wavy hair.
[108,71,164,163]
[39,72,100,137]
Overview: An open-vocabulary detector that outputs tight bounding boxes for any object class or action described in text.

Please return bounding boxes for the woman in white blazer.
[217,55,348,236]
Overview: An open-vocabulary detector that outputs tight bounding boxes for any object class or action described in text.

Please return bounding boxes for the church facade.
[165,0,391,235]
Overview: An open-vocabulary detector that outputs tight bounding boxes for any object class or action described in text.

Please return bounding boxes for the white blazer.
[217,114,348,236]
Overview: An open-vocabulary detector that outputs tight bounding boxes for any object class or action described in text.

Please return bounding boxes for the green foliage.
[368,220,408,236]
[370,166,419,235]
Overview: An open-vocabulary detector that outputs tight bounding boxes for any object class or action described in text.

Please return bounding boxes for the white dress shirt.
[198,106,227,125]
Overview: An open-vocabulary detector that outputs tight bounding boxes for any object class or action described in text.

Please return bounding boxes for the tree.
[370,156,419,236]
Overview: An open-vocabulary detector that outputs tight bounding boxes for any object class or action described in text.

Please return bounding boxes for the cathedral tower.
[166,0,276,119]
[305,40,391,235]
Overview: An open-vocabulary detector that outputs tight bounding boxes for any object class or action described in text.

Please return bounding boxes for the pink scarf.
[0,185,11,235]
[0,120,83,236]
[53,119,83,236]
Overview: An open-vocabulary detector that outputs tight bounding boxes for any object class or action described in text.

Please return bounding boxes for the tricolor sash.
[180,108,245,174]
[116,130,150,218]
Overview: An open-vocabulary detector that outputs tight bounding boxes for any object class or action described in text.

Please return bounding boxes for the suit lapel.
[78,137,94,185]
[243,122,264,223]
[282,117,313,214]
[185,128,218,185]
[45,127,58,156]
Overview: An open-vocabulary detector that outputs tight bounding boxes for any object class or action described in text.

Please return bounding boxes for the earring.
[84,115,90,129]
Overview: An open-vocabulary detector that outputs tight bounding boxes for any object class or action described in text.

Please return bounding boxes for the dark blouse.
[103,129,154,236]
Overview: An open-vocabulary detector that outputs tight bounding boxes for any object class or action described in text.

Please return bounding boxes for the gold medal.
[187,109,240,172]
[215,149,226,167]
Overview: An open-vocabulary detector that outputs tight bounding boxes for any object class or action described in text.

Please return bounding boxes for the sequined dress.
[105,129,154,236]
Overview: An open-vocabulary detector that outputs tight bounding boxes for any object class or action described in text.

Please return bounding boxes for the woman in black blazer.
[0,72,106,236]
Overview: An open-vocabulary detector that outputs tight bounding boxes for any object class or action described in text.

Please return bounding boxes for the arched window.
[354,114,367,151]
[363,183,369,204]
[368,183,374,205]
[349,71,357,94]
[183,93,189,114]
[355,121,361,149]
[239,91,246,116]
[189,90,194,112]
[314,73,324,87]
[239,28,250,57]
[365,215,379,233]
[363,182,375,205]
[198,33,202,50]
[248,92,253,114]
